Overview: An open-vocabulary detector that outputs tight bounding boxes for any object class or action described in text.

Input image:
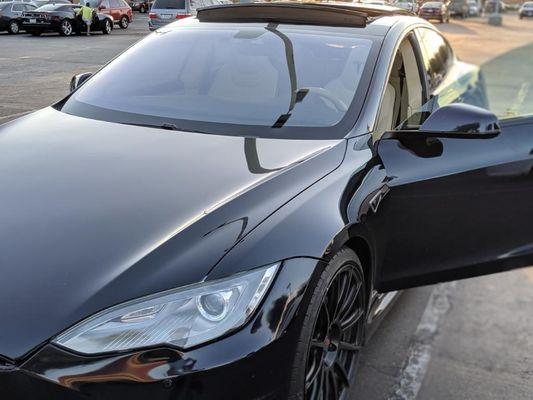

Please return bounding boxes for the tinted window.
[61,25,375,139]
[152,0,185,9]
[109,0,121,7]
[12,3,24,11]
[417,28,453,91]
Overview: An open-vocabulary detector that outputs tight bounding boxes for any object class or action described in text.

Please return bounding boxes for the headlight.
[53,264,279,354]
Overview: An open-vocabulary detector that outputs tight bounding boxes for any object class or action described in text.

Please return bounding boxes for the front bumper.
[0,258,323,399]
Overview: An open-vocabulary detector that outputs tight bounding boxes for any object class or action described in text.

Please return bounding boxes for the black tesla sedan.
[1,2,532,400]
[21,3,113,36]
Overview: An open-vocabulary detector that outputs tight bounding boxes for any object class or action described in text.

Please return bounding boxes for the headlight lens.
[53,264,278,354]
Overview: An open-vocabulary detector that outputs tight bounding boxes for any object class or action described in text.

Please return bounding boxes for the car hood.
[0,108,345,360]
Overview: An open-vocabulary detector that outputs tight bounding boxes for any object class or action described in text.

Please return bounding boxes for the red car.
[88,0,132,28]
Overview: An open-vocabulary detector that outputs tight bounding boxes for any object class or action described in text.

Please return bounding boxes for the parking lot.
[1,11,533,400]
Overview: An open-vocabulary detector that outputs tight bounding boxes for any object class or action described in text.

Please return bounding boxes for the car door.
[109,0,121,20]
[371,27,533,292]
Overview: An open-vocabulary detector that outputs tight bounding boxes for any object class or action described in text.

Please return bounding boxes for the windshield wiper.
[123,121,207,134]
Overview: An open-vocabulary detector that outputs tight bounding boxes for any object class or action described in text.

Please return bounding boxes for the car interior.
[375,36,424,140]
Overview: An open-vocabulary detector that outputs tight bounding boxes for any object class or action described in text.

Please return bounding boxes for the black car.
[1,2,532,400]
[22,3,113,35]
[130,0,152,12]
[419,0,451,22]
[0,1,36,34]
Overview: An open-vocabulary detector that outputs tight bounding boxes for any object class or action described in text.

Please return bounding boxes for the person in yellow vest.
[77,2,94,36]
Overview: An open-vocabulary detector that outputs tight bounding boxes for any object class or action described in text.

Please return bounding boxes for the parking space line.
[387,282,457,400]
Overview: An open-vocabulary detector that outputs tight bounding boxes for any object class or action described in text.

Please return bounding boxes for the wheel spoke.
[340,307,364,332]
[334,361,350,388]
[338,341,362,352]
[330,369,339,399]
[311,339,327,350]
[337,280,361,324]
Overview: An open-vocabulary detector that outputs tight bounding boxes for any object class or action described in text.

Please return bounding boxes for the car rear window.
[61,24,377,139]
[152,0,185,9]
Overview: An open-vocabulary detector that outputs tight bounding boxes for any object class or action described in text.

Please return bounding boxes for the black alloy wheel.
[304,250,366,400]
[119,15,129,29]
[8,20,20,34]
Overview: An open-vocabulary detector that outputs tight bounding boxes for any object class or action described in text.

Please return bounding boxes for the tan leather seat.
[374,83,396,141]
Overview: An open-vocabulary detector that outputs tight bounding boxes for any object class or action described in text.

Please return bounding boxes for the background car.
[519,1,533,17]
[148,0,224,30]
[419,0,450,22]
[449,0,469,17]
[87,0,132,29]
[32,0,69,6]
[130,0,151,13]
[394,0,419,13]
[467,0,480,16]
[22,3,113,35]
[484,0,508,12]
[0,1,36,33]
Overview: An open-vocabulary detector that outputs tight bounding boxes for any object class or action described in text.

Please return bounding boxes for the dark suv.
[0,1,36,34]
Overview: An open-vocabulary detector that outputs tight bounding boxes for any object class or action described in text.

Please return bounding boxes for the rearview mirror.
[70,72,93,92]
[418,103,501,136]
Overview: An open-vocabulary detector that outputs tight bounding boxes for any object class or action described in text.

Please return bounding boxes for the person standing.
[78,2,94,36]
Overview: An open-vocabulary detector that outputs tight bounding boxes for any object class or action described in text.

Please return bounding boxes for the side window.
[24,4,36,9]
[12,4,24,11]
[101,0,111,8]
[374,34,425,141]
[416,28,454,93]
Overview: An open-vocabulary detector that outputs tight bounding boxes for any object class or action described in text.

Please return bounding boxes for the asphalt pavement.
[1,12,533,400]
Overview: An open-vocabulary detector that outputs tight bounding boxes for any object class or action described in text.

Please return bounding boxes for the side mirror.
[418,103,501,136]
[70,72,93,92]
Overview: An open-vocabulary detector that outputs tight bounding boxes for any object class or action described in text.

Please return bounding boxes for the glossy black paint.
[0,258,322,399]
[21,6,112,34]
[1,5,533,399]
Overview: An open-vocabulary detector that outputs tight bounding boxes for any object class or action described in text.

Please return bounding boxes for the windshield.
[61,24,376,139]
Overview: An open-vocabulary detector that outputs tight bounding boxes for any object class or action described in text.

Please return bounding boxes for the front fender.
[208,135,387,283]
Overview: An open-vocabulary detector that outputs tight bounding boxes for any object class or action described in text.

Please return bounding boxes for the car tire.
[7,20,20,34]
[59,19,73,36]
[102,18,112,34]
[119,15,129,29]
[288,247,367,400]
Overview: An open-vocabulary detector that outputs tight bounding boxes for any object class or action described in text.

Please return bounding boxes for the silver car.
[148,0,227,31]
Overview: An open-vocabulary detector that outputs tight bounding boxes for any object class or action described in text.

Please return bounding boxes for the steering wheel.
[303,87,349,112]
